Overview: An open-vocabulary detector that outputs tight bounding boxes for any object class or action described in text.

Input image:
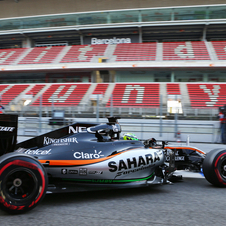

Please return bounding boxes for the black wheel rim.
[3,168,38,202]
[219,158,226,179]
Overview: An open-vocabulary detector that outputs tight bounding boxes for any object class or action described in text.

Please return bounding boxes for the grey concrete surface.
[0,178,225,226]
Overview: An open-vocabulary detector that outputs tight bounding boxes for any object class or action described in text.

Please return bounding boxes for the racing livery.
[0,114,225,214]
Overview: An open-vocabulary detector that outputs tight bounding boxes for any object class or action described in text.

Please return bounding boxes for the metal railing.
[10,105,219,120]
[17,117,219,143]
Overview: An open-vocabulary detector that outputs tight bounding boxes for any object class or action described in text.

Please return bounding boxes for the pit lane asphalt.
[0,142,226,226]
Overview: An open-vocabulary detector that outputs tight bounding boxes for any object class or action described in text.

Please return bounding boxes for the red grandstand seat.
[26,84,46,105]
[0,84,9,93]
[26,84,46,97]
[163,41,210,60]
[92,83,109,95]
[167,83,181,95]
[113,43,157,61]
[60,44,107,63]
[18,46,65,64]
[0,48,27,65]
[211,41,226,60]
[187,83,226,108]
[0,84,29,105]
[32,83,91,106]
[106,83,159,108]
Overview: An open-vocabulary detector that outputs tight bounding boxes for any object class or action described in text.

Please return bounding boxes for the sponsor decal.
[88,171,103,175]
[25,149,51,155]
[69,170,78,174]
[166,149,185,161]
[0,126,15,132]
[74,150,104,159]
[79,168,87,176]
[115,164,153,178]
[91,37,131,45]
[108,153,160,178]
[175,156,185,161]
[92,179,113,183]
[15,148,26,153]
[69,126,87,134]
[43,137,78,145]
[61,169,67,174]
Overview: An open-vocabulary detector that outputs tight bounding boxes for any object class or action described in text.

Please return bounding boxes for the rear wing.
[16,117,120,150]
[0,114,18,156]
[0,114,119,154]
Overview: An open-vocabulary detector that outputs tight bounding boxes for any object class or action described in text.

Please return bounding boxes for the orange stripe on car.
[164,146,205,155]
[38,150,132,166]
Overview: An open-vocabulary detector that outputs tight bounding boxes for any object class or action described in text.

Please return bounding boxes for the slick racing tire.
[0,153,48,214]
[203,148,226,187]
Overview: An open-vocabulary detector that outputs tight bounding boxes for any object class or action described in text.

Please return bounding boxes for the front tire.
[0,153,48,214]
[203,148,226,187]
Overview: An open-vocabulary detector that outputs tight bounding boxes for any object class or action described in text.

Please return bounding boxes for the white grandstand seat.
[27,84,45,96]
[60,45,107,63]
[32,83,91,106]
[0,48,27,65]
[211,41,226,60]
[92,83,109,95]
[1,83,226,110]
[0,85,9,93]
[163,41,210,60]
[187,83,226,108]
[26,84,46,105]
[105,83,159,107]
[18,46,65,64]
[0,84,29,105]
[0,41,218,66]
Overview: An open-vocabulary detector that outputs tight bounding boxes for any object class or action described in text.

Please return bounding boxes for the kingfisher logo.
[43,137,78,145]
[74,150,104,159]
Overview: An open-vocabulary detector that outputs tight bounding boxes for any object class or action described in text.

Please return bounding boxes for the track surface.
[0,178,226,226]
[1,143,226,225]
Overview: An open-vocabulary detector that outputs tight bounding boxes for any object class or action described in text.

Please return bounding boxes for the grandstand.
[0,1,226,119]
[0,41,224,66]
[0,82,223,119]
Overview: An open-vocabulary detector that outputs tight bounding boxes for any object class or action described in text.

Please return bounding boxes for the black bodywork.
[0,114,211,214]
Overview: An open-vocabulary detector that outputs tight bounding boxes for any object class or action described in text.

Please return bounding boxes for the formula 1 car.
[144,138,205,172]
[0,114,225,214]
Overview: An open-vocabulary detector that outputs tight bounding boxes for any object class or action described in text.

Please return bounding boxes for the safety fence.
[17,117,219,144]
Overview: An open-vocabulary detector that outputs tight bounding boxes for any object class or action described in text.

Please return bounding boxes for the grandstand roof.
[1,4,226,48]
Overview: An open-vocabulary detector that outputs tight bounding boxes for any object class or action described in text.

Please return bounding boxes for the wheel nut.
[13,178,22,187]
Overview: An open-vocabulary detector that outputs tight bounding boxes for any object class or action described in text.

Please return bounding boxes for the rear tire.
[0,153,48,214]
[203,148,226,187]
